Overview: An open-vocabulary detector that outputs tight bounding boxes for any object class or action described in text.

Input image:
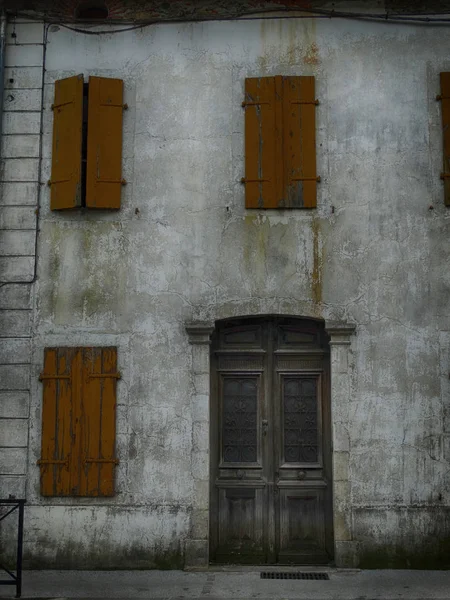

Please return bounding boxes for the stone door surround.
[185,319,356,568]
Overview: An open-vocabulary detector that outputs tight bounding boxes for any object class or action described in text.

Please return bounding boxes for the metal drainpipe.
[0,10,6,146]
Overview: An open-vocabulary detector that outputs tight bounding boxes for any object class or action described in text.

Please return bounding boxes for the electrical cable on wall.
[10,5,450,36]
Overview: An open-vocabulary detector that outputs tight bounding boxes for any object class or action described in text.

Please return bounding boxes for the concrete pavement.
[1,568,450,599]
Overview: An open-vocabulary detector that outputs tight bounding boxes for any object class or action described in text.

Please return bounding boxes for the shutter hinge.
[290,100,320,105]
[100,103,128,110]
[88,371,121,379]
[97,179,127,185]
[242,101,270,107]
[39,373,71,381]
[84,458,119,465]
[436,95,450,101]
[37,458,69,468]
[291,176,321,182]
[241,178,270,184]
[440,173,450,179]
[47,178,70,187]
[51,100,73,110]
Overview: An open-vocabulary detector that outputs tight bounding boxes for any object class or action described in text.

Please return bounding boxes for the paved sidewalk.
[1,568,450,599]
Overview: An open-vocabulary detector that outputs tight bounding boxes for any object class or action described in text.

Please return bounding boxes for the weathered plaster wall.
[2,8,450,567]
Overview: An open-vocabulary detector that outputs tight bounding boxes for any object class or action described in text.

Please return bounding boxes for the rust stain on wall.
[311,217,322,305]
[303,42,320,65]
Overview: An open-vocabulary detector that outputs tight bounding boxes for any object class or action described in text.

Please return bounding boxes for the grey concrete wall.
[1,8,450,568]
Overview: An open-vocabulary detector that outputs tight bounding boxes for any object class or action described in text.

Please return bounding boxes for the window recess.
[242,75,319,209]
[49,75,127,211]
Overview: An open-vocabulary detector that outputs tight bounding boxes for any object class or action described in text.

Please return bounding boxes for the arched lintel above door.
[186,317,356,345]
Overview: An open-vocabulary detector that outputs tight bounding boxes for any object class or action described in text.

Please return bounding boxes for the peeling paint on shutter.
[283,76,319,208]
[243,77,280,208]
[439,72,450,206]
[243,75,319,209]
[86,77,125,209]
[49,75,83,210]
[80,347,119,497]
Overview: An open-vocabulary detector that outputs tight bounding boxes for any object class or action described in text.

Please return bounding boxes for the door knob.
[262,420,268,436]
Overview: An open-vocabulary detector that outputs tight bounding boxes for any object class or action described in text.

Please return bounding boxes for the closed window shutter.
[439,72,450,206]
[243,77,280,208]
[38,348,79,496]
[243,75,318,209]
[283,76,318,208]
[86,77,124,209]
[79,347,119,497]
[50,75,83,210]
[39,347,118,497]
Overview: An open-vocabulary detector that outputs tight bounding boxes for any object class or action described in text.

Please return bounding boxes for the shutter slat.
[80,348,102,496]
[274,75,284,208]
[99,347,118,497]
[50,75,83,210]
[56,348,74,495]
[80,346,118,497]
[68,349,82,495]
[440,73,450,206]
[86,77,124,209]
[283,76,317,208]
[39,349,58,496]
[244,77,279,208]
[39,348,74,496]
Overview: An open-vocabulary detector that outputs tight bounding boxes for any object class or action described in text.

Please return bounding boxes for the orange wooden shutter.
[243,76,281,208]
[49,75,83,210]
[243,75,319,209]
[86,77,124,209]
[38,348,80,496]
[39,347,118,497]
[439,73,450,206]
[283,76,319,208]
[79,347,119,497]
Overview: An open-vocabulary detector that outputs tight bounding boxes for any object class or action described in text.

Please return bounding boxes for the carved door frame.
[184,318,356,569]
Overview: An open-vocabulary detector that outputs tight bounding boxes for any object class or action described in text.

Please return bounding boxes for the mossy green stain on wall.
[242,214,268,291]
[241,213,324,309]
[44,222,129,326]
[359,541,450,569]
[47,225,62,315]
[20,543,184,570]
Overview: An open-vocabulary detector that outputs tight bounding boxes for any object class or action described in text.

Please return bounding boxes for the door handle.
[262,419,268,436]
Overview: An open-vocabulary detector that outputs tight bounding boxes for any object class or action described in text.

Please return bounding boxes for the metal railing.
[0,499,25,598]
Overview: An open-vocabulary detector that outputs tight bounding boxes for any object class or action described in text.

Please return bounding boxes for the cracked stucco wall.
[2,7,450,567]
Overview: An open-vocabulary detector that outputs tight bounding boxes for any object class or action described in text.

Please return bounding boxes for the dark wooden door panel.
[278,488,329,564]
[210,318,332,565]
[216,486,266,563]
[219,322,263,349]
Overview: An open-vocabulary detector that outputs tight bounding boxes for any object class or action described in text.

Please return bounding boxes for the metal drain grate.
[260,572,329,580]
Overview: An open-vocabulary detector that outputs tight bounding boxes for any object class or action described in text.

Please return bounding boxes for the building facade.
[1,0,450,569]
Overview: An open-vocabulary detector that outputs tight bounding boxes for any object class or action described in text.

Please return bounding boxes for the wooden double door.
[210,317,333,565]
